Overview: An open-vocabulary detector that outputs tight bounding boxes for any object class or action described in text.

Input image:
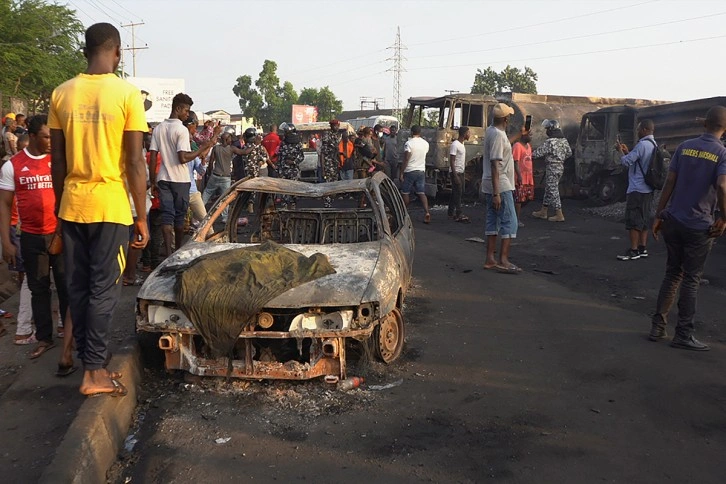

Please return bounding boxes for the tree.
[296,86,343,122]
[233,61,344,125]
[471,65,538,95]
[0,0,85,110]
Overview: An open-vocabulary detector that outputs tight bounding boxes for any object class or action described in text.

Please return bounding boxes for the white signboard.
[126,77,186,123]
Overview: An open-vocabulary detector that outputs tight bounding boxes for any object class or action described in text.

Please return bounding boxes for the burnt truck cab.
[403,94,498,198]
[575,106,638,205]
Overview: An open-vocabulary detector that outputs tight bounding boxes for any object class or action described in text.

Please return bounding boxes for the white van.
[345,115,399,132]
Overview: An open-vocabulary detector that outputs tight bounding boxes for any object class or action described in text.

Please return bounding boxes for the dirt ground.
[106,199,726,484]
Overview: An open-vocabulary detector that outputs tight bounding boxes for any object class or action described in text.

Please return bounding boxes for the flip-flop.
[29,341,56,359]
[483,264,499,270]
[56,364,78,377]
[495,264,522,275]
[424,213,431,224]
[455,215,471,224]
[84,378,127,398]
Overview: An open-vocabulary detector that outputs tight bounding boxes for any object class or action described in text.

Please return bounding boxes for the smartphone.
[524,115,532,131]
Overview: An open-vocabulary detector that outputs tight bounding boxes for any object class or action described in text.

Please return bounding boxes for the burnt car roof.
[234,172,385,196]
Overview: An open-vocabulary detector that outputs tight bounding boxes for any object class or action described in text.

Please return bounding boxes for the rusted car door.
[375,177,414,289]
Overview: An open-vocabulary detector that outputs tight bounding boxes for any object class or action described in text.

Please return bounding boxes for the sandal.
[56,364,78,377]
[455,215,471,224]
[29,341,56,359]
[495,264,522,275]
[14,332,37,345]
[83,378,127,398]
[123,275,144,286]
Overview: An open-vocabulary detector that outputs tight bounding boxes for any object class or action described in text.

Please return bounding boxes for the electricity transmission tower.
[386,26,406,122]
[121,22,148,78]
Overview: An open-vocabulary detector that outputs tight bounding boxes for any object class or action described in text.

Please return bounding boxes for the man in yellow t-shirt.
[49,22,149,398]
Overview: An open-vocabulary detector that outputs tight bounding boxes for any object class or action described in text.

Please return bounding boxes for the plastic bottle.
[337,376,365,391]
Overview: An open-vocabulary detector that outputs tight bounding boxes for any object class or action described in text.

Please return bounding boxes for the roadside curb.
[39,338,142,484]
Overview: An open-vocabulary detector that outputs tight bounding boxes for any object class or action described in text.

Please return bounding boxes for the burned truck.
[575,96,726,204]
[402,93,659,199]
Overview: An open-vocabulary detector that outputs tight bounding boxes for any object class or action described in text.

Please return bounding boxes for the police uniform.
[321,130,342,207]
[244,144,269,178]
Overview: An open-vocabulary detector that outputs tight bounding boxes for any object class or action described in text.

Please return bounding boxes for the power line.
[66,0,97,24]
[407,10,726,61]
[120,22,148,77]
[286,48,387,78]
[109,0,142,23]
[405,33,726,71]
[406,0,658,48]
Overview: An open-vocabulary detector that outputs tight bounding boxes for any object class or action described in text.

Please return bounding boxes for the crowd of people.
[0,22,725,400]
[479,101,726,351]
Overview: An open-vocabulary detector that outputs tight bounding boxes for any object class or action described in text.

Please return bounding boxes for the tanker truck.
[401,92,663,199]
[575,96,726,204]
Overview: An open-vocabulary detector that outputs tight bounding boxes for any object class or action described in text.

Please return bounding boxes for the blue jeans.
[202,174,231,221]
[340,169,354,180]
[484,190,517,239]
[401,170,425,195]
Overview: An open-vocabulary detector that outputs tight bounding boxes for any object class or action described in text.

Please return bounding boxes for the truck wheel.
[592,175,626,205]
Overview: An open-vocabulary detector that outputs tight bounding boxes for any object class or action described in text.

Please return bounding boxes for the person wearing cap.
[531,119,572,222]
[3,117,18,161]
[321,120,342,206]
[482,103,521,274]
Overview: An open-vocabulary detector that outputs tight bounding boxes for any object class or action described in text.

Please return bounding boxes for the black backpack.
[637,139,670,190]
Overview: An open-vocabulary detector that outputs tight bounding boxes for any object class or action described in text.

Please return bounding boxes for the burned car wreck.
[136,172,414,380]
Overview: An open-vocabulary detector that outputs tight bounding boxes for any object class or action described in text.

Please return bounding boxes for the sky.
[63,0,726,116]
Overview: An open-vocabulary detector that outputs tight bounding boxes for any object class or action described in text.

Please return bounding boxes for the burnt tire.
[591,174,627,206]
[369,308,405,364]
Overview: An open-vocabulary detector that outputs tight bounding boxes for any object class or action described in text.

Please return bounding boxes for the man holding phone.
[615,119,656,261]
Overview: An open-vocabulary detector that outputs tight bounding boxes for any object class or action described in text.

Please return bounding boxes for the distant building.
[197,110,257,136]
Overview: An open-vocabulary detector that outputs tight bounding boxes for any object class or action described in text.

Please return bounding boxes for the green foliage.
[471,65,538,95]
[0,0,85,109]
[297,86,342,121]
[232,61,342,125]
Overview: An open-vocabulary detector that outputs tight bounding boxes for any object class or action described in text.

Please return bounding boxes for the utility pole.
[386,26,406,123]
[121,22,148,78]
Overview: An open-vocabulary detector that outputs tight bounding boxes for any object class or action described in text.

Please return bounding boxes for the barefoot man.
[50,23,149,397]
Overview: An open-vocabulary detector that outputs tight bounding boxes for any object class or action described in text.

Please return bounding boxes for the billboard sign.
[292,104,318,124]
[126,77,186,123]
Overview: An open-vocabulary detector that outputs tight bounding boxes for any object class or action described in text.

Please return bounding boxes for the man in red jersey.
[261,124,281,177]
[0,115,76,374]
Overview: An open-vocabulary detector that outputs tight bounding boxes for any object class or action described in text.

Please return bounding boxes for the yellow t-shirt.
[48,73,147,225]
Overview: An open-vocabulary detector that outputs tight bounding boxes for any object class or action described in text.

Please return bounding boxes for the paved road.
[0,277,139,482]
[106,200,726,484]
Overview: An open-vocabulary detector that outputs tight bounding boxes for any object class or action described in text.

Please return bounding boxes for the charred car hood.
[137,241,381,308]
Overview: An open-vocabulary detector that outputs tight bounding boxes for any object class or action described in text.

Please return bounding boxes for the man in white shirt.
[482,103,520,274]
[149,93,214,257]
[399,125,431,223]
[448,126,470,222]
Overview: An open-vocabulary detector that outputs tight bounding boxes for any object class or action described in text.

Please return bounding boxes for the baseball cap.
[491,103,514,118]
